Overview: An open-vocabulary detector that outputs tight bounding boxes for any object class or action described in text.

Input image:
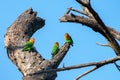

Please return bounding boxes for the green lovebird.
[64,33,73,46]
[22,38,35,51]
[51,42,59,57]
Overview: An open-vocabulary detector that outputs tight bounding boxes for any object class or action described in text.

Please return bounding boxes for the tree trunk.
[4,8,70,80]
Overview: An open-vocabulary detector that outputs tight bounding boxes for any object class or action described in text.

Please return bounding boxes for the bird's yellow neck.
[29,38,35,43]
[54,42,59,47]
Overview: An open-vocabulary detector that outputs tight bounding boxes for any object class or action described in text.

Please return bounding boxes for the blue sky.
[0,0,120,80]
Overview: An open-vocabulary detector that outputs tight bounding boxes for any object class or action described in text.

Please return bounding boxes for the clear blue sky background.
[0,0,120,80]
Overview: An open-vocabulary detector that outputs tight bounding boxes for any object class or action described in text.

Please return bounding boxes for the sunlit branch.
[75,66,98,80]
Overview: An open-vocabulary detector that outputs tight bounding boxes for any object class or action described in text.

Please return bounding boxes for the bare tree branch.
[80,0,94,18]
[76,0,120,56]
[59,1,120,78]
[75,66,98,80]
[114,62,120,71]
[96,42,110,47]
[60,12,120,41]
[4,1,120,80]
[71,8,88,17]
[51,42,70,68]
[30,57,120,75]
[107,27,120,41]
[60,9,120,56]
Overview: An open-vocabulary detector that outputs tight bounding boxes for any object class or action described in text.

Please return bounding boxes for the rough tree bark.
[60,0,120,56]
[4,1,120,80]
[4,8,71,80]
[59,0,120,80]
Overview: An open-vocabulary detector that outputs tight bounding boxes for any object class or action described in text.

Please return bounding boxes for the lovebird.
[64,33,73,46]
[51,42,59,57]
[22,38,35,51]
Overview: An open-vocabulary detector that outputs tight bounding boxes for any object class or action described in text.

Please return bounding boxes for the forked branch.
[59,0,120,79]
[30,57,120,75]
[77,0,120,56]
[75,66,98,80]
[60,0,120,56]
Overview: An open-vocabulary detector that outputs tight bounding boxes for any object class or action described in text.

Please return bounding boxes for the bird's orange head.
[64,33,69,40]
[29,38,35,43]
[54,42,59,47]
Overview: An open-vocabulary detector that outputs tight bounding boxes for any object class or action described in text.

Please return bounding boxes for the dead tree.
[60,0,120,79]
[4,0,120,80]
[4,8,71,80]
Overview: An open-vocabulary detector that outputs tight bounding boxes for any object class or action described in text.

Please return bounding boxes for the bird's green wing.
[51,46,59,57]
[66,36,73,46]
[69,36,73,46]
[23,42,33,51]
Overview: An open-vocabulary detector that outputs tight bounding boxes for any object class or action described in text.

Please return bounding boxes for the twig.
[71,8,88,17]
[31,57,120,75]
[60,14,120,41]
[76,0,120,56]
[96,42,110,47]
[64,7,89,17]
[76,0,88,7]
[80,0,94,18]
[114,61,120,72]
[65,7,72,14]
[59,0,120,79]
[88,0,91,3]
[75,66,98,80]
[107,27,120,41]
[62,63,65,68]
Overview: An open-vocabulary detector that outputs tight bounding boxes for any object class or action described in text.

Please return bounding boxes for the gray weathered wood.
[4,8,71,80]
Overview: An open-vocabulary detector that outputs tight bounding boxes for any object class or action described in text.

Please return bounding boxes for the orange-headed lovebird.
[64,33,73,46]
[51,42,59,57]
[22,38,35,51]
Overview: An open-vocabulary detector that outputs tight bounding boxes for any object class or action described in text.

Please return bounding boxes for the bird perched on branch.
[64,33,73,46]
[22,38,35,51]
[51,42,59,58]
